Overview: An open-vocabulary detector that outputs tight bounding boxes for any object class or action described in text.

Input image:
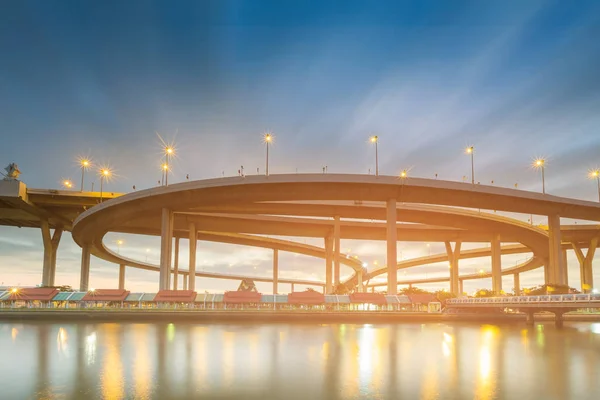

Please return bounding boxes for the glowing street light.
[400,169,408,179]
[116,239,123,254]
[533,158,546,194]
[465,146,475,184]
[370,135,379,176]
[99,167,111,202]
[79,158,91,192]
[62,180,73,189]
[590,169,600,202]
[263,132,273,176]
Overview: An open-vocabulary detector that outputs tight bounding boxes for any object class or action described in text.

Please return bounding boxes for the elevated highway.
[2,174,600,294]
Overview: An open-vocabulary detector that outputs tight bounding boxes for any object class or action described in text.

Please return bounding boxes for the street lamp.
[62,180,73,189]
[99,167,111,202]
[533,158,546,194]
[590,169,600,202]
[161,163,168,186]
[116,239,123,254]
[164,146,174,185]
[79,159,91,191]
[370,135,379,176]
[400,169,408,179]
[263,132,273,176]
[465,146,474,184]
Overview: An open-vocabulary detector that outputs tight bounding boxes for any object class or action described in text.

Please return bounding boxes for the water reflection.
[0,321,599,399]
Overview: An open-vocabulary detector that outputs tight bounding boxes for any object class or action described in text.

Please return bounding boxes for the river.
[1,321,599,399]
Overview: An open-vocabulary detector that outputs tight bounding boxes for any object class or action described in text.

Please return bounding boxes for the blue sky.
[1,0,600,293]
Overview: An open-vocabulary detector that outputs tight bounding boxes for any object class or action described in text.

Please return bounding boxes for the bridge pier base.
[553,309,568,328]
[524,310,535,326]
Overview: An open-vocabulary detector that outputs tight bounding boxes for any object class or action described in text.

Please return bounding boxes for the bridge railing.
[447,294,600,305]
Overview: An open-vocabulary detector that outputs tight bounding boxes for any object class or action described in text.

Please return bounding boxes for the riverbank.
[1,309,600,323]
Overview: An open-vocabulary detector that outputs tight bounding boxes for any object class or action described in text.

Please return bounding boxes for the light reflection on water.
[0,321,599,399]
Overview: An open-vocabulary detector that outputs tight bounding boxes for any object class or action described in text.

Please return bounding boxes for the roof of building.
[385,295,412,304]
[124,293,144,302]
[8,287,59,301]
[288,291,325,304]
[350,292,387,305]
[81,289,130,302]
[153,290,197,303]
[223,291,262,303]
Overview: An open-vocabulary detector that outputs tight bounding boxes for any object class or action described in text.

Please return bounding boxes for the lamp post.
[466,146,474,184]
[164,146,174,185]
[534,158,546,194]
[591,169,600,202]
[161,163,168,186]
[116,240,123,254]
[80,159,90,192]
[263,133,273,176]
[99,168,110,202]
[370,135,379,176]
[62,180,73,189]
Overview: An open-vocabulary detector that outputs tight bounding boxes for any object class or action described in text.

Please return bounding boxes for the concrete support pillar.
[572,238,597,293]
[160,208,174,290]
[40,221,63,287]
[514,273,520,296]
[445,241,462,296]
[491,234,502,294]
[273,249,279,294]
[459,279,464,296]
[182,273,188,291]
[188,222,197,292]
[525,311,535,326]
[561,248,569,287]
[118,264,125,290]
[547,214,565,285]
[79,245,91,292]
[291,283,295,293]
[325,235,333,294]
[333,216,341,288]
[172,237,180,290]
[357,269,364,293]
[386,199,398,295]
